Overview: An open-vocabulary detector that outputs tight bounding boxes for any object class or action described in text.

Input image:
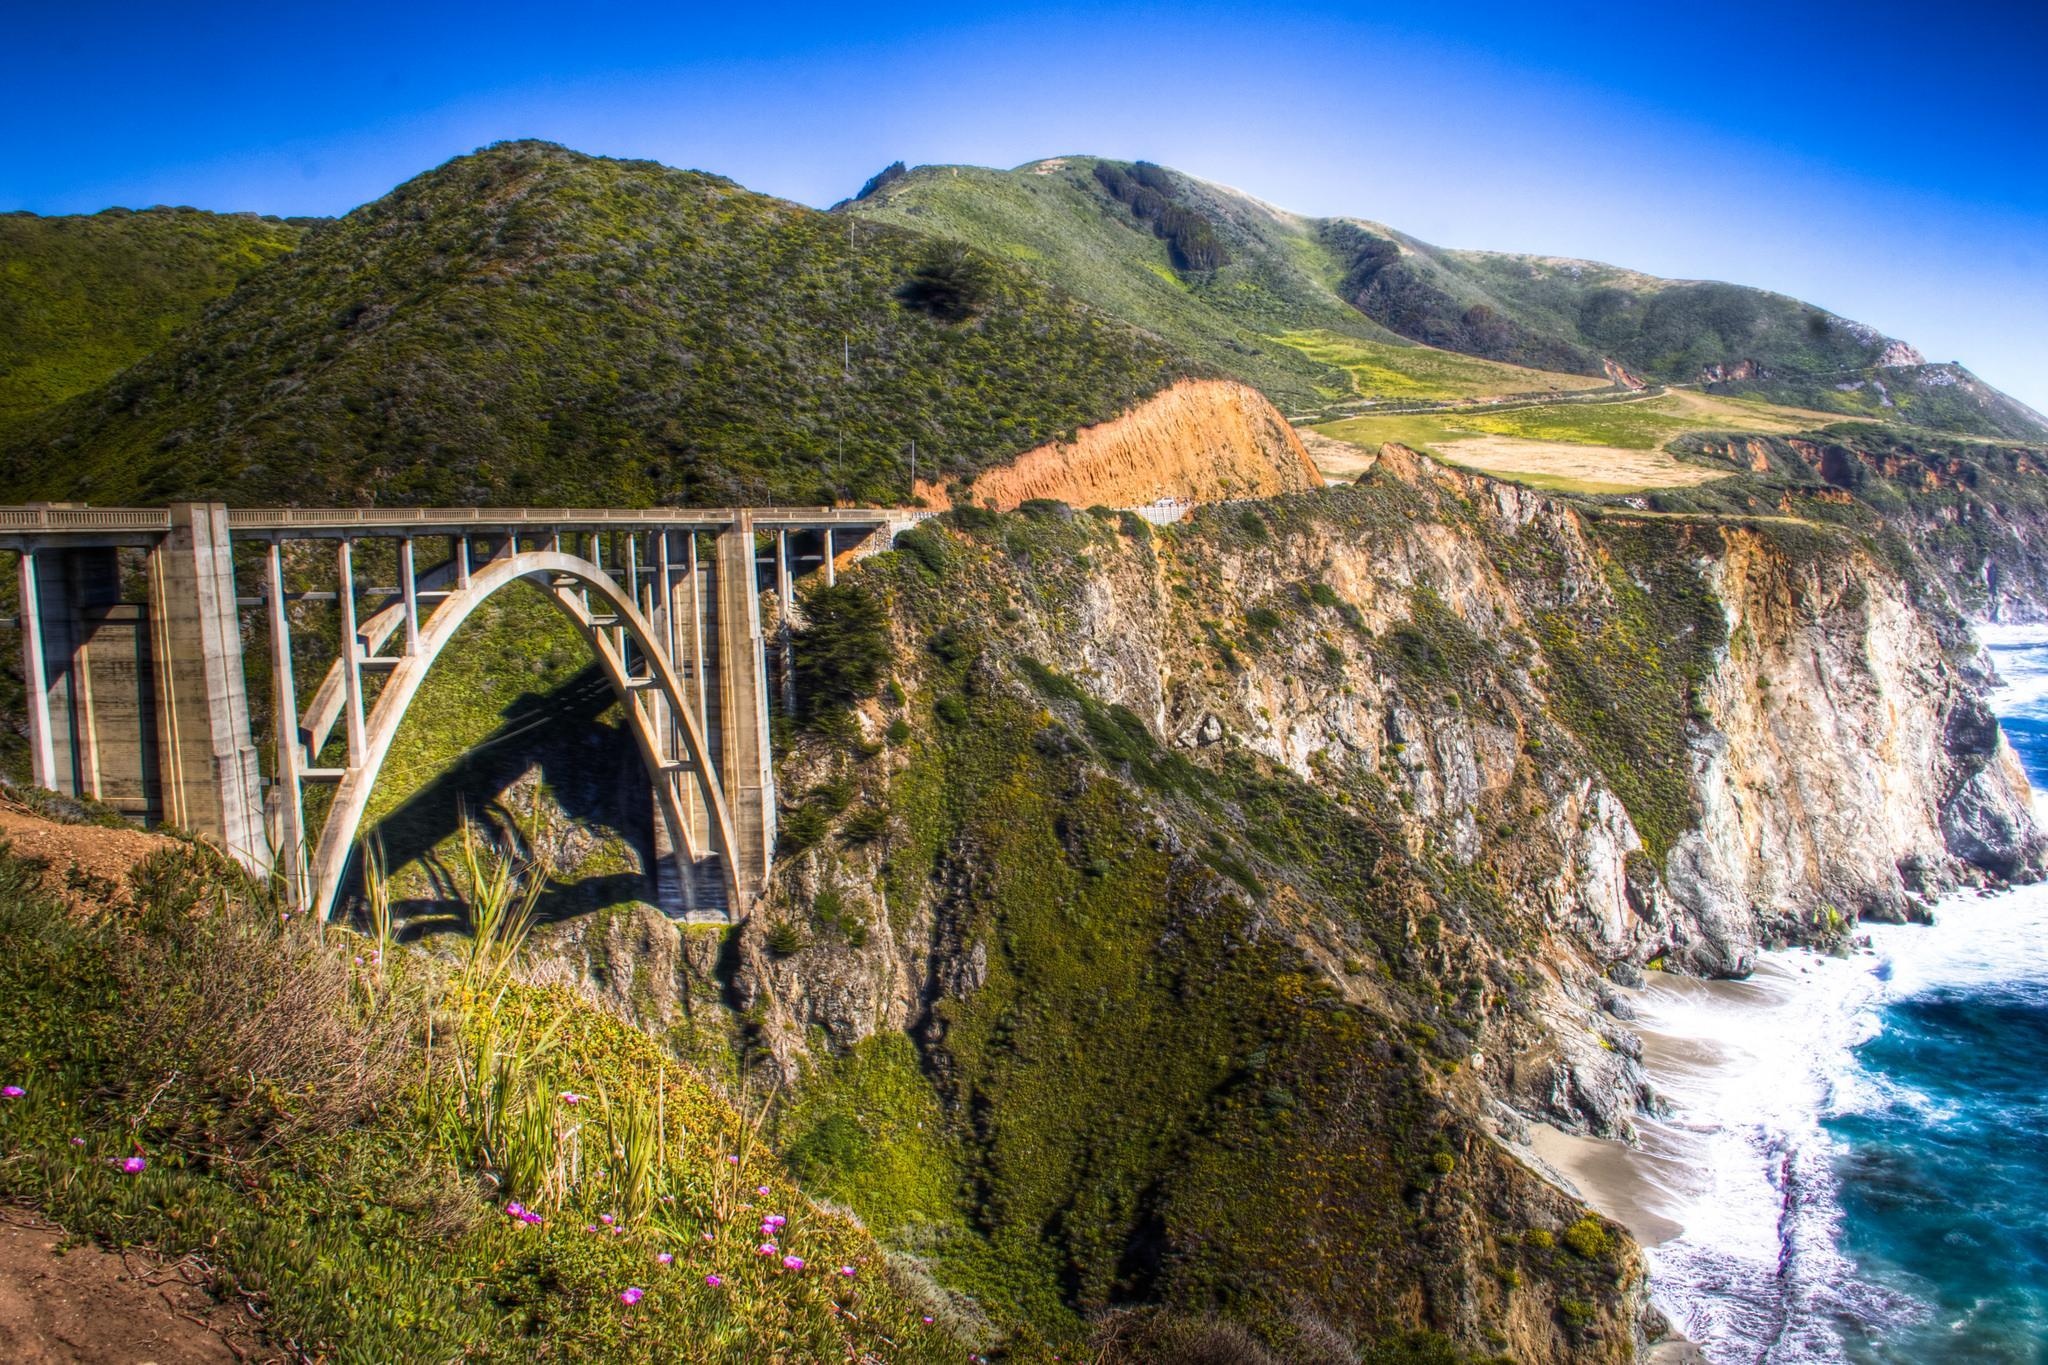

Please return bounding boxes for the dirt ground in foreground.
[0,802,170,908]
[0,1210,259,1363]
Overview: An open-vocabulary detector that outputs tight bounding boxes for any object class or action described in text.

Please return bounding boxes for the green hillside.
[847,157,2047,441]
[1,142,1189,508]
[843,157,1609,412]
[1323,220,1888,380]
[0,206,306,442]
[1714,360,2048,442]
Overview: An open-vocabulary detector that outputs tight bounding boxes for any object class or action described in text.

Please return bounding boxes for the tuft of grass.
[453,802,547,996]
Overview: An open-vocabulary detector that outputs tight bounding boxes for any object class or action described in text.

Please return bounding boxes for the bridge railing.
[223,505,901,533]
[0,507,174,532]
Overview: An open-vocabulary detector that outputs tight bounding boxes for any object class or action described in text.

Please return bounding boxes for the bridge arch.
[305,547,741,922]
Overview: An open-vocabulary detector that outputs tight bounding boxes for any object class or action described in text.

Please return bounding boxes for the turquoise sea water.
[1821,630,2048,1363]
[1632,627,2048,1363]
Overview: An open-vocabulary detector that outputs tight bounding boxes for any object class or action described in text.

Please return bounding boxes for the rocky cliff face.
[911,377,1321,510]
[1664,525,2036,973]
[1678,428,2048,619]
[717,440,2038,1360]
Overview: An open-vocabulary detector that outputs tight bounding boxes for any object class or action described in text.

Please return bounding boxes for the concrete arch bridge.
[2,503,928,923]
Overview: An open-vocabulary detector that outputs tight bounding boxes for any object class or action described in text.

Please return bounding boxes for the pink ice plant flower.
[68,1137,85,1147]
[726,1154,740,1165]
[2,1085,26,1098]
[839,1265,856,1278]
[618,1286,644,1306]
[781,1254,804,1271]
[600,1213,615,1225]
[757,1242,778,1256]
[705,1274,723,1287]
[559,1091,585,1105]
[655,1252,673,1265]
[120,1156,146,1174]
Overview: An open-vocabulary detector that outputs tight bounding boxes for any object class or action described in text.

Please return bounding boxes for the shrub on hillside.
[795,583,891,724]
[1092,162,1231,273]
[894,245,994,323]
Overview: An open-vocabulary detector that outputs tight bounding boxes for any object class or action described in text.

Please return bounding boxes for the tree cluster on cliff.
[1092,161,1232,274]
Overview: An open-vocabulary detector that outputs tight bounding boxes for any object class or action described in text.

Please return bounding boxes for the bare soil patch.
[0,802,169,908]
[1432,434,1726,491]
[1299,429,1378,481]
[0,1210,259,1363]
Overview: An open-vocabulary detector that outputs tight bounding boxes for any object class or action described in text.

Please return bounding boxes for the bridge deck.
[0,504,909,546]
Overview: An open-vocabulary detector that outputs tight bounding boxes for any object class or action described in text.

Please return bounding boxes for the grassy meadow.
[1271,328,1608,404]
[1311,389,1862,493]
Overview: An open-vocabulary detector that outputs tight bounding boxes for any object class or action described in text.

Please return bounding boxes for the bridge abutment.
[147,504,268,870]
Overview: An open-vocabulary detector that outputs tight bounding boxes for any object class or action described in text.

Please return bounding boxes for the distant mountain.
[846,156,1483,411]
[0,206,305,443]
[1,142,1190,507]
[846,157,2046,440]
[1714,360,2048,443]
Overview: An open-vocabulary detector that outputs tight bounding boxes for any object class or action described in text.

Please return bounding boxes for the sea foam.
[1627,627,2048,1362]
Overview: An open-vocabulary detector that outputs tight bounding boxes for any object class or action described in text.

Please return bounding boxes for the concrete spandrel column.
[17,550,57,790]
[715,515,774,908]
[148,504,268,873]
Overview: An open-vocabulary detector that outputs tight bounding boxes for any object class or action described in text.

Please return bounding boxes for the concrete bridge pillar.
[146,503,267,872]
[716,514,774,908]
[18,544,158,818]
[648,529,724,919]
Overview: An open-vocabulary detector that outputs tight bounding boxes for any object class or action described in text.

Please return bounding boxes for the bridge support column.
[263,542,309,908]
[18,543,167,820]
[775,529,796,717]
[716,516,774,910]
[147,503,267,873]
[17,550,58,791]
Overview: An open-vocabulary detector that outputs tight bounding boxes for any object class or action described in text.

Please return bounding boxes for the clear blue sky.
[9,1,2046,409]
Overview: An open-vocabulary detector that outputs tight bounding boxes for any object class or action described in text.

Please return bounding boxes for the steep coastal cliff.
[697,438,2038,1359]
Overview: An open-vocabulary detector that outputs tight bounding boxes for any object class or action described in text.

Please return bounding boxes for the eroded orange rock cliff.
[914,378,1321,510]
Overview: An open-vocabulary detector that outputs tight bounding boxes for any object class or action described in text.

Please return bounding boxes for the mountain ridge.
[845,155,2046,440]
[0,205,307,444]
[0,141,1197,508]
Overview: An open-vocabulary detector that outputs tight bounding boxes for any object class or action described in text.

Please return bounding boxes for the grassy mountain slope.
[844,158,1609,412]
[1330,228,2047,439]
[1712,360,2048,442]
[0,207,305,442]
[1329,222,1887,380]
[847,158,2046,442]
[1,141,1189,508]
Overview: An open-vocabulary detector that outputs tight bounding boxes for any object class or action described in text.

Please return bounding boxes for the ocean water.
[1629,626,2048,1364]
